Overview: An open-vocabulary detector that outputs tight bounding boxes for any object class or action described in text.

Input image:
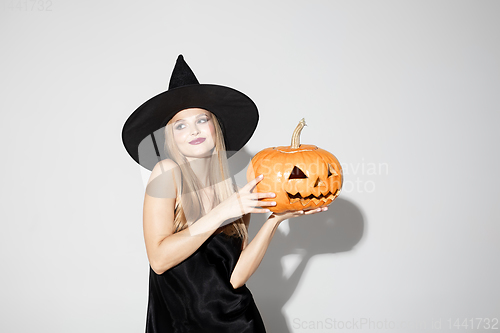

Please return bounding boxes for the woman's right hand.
[216,174,276,221]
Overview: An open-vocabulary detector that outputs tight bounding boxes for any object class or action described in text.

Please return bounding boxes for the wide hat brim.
[122,83,259,171]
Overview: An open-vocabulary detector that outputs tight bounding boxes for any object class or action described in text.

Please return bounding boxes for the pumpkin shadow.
[246,198,365,333]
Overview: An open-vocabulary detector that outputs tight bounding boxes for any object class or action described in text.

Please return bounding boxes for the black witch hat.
[122,55,259,171]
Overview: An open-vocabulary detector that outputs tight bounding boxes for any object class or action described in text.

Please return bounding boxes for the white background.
[1,1,499,332]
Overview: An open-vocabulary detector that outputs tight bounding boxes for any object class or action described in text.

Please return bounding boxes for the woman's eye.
[174,117,208,130]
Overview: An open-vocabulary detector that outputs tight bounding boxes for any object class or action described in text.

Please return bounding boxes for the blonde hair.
[164,110,247,245]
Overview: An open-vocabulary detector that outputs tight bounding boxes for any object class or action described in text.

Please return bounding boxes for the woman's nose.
[191,125,200,136]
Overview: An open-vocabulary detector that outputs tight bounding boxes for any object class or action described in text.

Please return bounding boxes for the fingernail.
[271,193,276,197]
[259,174,264,178]
[271,202,276,206]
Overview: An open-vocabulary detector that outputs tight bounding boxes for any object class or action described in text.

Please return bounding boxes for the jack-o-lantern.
[247,118,343,213]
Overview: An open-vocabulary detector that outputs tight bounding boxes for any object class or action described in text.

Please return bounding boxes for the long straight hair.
[164,110,247,244]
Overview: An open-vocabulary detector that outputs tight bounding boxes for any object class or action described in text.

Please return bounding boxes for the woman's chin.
[184,150,215,160]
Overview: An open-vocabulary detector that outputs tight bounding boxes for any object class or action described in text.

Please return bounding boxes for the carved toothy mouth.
[286,189,340,206]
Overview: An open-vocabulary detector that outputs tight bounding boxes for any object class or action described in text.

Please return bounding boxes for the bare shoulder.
[148,159,179,184]
[145,159,180,199]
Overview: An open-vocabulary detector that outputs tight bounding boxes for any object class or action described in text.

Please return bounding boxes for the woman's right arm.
[143,161,274,275]
[143,160,228,275]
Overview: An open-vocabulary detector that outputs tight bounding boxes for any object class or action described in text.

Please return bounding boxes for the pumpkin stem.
[291,118,306,149]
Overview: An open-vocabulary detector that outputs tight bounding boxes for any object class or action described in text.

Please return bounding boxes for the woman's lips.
[189,138,206,145]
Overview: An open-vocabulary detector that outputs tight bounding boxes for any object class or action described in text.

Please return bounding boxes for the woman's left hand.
[270,206,328,223]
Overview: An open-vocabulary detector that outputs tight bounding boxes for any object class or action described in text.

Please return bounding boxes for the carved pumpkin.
[247,119,343,213]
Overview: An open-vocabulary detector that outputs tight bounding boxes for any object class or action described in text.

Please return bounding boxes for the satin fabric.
[145,232,266,333]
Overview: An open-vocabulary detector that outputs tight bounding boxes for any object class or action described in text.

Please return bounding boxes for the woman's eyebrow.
[173,114,209,125]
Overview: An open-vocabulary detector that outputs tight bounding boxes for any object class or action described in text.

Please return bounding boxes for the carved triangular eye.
[328,164,338,177]
[289,166,308,179]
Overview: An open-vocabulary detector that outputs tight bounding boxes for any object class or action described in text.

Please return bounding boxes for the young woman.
[122,55,327,333]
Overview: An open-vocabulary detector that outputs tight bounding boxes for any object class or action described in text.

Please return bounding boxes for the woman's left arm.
[229,214,281,289]
[229,207,327,289]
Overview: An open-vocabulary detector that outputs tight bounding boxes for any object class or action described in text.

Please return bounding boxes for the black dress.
[145,231,267,333]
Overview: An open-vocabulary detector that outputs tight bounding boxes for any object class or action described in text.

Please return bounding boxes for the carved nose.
[313,177,325,187]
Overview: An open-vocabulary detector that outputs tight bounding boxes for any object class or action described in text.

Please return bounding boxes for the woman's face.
[170,108,216,160]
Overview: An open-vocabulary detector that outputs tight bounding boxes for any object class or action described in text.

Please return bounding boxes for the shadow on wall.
[246,198,365,333]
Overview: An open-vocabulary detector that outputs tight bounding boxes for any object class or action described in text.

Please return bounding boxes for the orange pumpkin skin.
[247,124,343,213]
